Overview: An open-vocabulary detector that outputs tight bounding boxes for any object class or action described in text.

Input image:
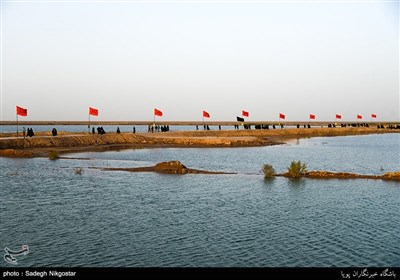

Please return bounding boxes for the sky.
[1,0,399,122]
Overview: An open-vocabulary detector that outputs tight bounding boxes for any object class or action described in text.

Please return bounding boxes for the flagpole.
[154,113,155,133]
[16,113,19,138]
[88,113,90,133]
[202,115,204,130]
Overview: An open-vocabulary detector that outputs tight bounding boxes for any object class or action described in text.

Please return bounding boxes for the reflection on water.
[1,125,249,133]
[0,134,399,267]
[287,178,307,188]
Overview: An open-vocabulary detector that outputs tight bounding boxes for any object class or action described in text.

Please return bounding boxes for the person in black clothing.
[92,127,95,134]
[27,128,34,137]
[133,126,136,133]
[117,127,121,133]
[51,128,57,136]
[97,127,106,135]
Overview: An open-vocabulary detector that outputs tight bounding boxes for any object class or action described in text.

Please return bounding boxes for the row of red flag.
[278,113,375,120]
[17,106,378,120]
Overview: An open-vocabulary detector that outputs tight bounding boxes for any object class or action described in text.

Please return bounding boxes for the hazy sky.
[1,0,399,121]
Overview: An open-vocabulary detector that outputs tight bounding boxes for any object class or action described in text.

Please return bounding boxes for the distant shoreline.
[0,127,398,158]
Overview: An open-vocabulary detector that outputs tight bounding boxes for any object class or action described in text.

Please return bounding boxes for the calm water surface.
[1,125,247,133]
[0,134,399,267]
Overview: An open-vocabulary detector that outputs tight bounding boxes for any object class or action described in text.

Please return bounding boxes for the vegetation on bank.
[263,164,276,179]
[261,161,399,181]
[286,161,307,178]
[48,151,59,160]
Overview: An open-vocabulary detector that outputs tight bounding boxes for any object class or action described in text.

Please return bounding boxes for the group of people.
[22,127,34,138]
[91,126,137,134]
[253,124,284,130]
[148,125,169,133]
[92,127,106,135]
[22,127,56,137]
[297,124,311,129]
[382,124,400,129]
[117,126,136,133]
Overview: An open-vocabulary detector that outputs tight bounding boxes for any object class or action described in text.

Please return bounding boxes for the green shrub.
[287,161,307,178]
[263,164,276,179]
[48,151,59,160]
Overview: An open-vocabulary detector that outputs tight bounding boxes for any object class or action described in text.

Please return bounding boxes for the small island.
[94,161,235,175]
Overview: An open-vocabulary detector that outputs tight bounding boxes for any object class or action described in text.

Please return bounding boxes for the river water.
[0,134,399,267]
[0,124,300,134]
[0,125,241,133]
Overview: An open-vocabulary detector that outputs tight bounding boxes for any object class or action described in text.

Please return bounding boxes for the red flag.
[371,114,377,119]
[242,110,249,117]
[16,106,27,117]
[154,108,163,117]
[357,115,362,120]
[309,114,316,120]
[279,113,285,120]
[89,107,99,116]
[203,111,210,118]
[336,114,342,119]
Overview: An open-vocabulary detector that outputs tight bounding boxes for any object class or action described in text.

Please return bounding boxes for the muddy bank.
[0,149,34,158]
[277,171,400,181]
[93,161,400,181]
[94,161,235,175]
[0,127,397,158]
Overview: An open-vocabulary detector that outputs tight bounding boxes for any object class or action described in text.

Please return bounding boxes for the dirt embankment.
[97,161,234,175]
[0,134,146,150]
[305,171,400,181]
[278,171,400,181]
[0,127,398,158]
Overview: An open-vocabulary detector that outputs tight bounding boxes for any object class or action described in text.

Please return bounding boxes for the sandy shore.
[0,127,398,158]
